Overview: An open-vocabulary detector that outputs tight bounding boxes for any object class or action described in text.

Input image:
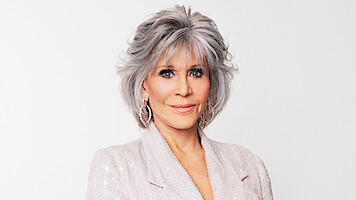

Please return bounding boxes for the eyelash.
[159,68,204,78]
[159,69,174,78]
[190,68,204,77]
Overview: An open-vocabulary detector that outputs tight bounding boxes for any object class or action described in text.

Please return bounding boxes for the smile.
[170,104,195,113]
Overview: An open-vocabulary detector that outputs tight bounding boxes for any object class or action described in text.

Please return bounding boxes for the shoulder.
[93,139,143,167]
[209,139,259,165]
[87,140,144,199]
[97,139,143,156]
[208,138,269,180]
[208,139,273,199]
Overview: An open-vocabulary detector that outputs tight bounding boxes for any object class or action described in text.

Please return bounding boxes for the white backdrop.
[1,0,355,199]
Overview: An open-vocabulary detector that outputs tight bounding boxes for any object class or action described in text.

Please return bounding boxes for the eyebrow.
[157,64,205,69]
[191,64,205,68]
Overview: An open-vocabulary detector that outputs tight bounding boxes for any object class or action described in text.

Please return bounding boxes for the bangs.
[148,33,218,73]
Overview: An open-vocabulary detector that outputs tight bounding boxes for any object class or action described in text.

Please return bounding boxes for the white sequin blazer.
[86,123,273,200]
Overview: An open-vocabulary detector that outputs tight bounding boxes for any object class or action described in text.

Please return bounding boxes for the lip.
[170,104,195,113]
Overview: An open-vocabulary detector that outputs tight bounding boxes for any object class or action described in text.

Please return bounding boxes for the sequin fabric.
[86,123,273,200]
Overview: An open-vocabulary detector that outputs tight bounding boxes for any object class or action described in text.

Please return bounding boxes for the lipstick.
[170,104,195,113]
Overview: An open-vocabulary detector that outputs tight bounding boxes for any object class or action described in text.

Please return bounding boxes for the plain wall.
[0,0,355,199]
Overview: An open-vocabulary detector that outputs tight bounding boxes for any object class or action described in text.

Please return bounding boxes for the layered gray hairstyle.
[117,5,238,129]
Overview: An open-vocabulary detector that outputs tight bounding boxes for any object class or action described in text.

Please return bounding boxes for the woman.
[86,5,273,200]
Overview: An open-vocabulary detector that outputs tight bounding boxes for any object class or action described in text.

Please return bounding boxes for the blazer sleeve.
[86,149,122,200]
[254,154,273,200]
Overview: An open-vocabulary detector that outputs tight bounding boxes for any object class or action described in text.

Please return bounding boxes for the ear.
[141,81,149,102]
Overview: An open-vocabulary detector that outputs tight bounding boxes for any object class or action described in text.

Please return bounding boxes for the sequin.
[86,123,273,199]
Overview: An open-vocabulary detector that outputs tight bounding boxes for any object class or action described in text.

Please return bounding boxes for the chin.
[167,118,198,130]
[153,113,200,131]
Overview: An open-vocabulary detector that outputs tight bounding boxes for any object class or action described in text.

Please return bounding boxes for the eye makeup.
[159,69,174,78]
[156,64,207,78]
[189,68,204,77]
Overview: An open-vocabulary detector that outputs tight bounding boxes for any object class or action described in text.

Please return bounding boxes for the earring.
[139,99,152,124]
[199,99,215,128]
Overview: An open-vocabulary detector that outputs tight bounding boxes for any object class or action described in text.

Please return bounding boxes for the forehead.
[155,45,206,68]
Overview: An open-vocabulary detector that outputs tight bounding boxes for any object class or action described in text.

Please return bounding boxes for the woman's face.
[142,47,210,131]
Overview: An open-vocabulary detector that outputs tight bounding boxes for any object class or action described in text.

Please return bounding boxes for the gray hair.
[117,5,238,129]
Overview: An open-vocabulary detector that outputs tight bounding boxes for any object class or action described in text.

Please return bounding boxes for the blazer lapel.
[199,129,248,199]
[141,123,204,199]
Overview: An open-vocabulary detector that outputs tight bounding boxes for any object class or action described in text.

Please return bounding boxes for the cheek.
[196,78,210,101]
[146,78,173,103]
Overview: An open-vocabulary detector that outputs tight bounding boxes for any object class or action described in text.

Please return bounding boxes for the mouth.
[170,104,196,113]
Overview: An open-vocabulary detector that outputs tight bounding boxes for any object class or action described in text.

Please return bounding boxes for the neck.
[152,120,202,155]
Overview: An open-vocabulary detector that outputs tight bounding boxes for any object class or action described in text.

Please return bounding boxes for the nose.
[175,76,191,97]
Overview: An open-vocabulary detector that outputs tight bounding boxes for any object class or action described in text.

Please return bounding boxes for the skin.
[142,47,213,200]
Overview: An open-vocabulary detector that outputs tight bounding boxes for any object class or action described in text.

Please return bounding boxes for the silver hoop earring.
[199,99,215,127]
[139,100,152,124]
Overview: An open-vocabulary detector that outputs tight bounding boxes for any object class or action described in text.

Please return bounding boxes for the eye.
[159,69,174,78]
[190,68,204,77]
